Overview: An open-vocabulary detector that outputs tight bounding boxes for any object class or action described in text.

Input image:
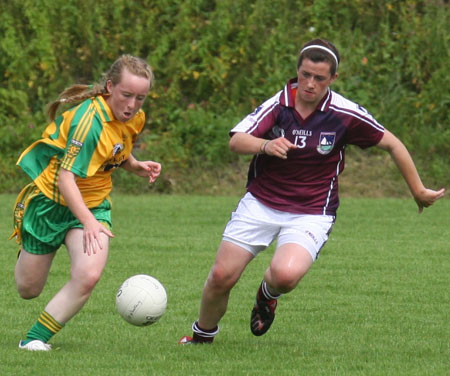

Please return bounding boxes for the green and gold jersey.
[17,96,145,208]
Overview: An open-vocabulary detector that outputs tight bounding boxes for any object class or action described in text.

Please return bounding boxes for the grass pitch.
[0,193,448,375]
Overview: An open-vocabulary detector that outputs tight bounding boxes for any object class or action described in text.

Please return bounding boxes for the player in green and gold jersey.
[11,55,161,351]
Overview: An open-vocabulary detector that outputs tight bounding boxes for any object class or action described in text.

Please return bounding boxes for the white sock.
[262,280,281,300]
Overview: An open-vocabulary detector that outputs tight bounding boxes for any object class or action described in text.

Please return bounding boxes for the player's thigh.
[15,249,56,291]
[269,243,313,283]
[65,228,110,280]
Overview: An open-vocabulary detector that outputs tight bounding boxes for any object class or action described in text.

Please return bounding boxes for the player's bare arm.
[58,168,114,254]
[229,132,296,159]
[376,130,445,212]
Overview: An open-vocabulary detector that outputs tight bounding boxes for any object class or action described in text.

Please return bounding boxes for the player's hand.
[145,161,162,183]
[264,137,297,159]
[82,219,114,256]
[414,187,445,213]
[133,160,162,183]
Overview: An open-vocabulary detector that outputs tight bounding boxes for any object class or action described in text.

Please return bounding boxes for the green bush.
[1,0,448,193]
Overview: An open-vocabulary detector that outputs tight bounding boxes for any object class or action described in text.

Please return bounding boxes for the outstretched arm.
[121,154,161,184]
[376,130,445,213]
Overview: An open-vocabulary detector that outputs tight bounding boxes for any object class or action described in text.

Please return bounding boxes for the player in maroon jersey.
[178,38,445,344]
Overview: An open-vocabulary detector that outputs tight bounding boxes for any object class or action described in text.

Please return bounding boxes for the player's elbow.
[229,133,239,152]
[229,132,252,154]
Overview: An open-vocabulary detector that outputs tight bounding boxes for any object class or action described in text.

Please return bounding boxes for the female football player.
[179,38,445,344]
[12,55,161,351]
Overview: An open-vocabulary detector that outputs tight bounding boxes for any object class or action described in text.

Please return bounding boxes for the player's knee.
[16,283,42,299]
[73,269,103,295]
[207,264,238,292]
[269,267,301,293]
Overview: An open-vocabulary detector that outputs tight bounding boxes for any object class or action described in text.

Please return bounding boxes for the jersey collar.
[93,95,114,123]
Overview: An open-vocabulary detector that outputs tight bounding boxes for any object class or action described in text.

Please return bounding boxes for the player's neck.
[295,98,317,119]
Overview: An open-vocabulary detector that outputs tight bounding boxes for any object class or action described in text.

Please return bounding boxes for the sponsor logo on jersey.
[104,161,123,171]
[317,132,336,155]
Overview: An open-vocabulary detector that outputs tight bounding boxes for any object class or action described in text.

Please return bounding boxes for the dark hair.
[46,55,154,121]
[297,38,340,76]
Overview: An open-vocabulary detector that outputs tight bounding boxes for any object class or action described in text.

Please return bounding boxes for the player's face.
[296,58,337,107]
[105,68,150,122]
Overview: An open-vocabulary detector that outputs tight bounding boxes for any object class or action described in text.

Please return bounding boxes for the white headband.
[300,45,339,68]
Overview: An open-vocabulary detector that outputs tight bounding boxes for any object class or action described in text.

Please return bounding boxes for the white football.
[116,274,167,326]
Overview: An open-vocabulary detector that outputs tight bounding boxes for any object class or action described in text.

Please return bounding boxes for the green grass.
[0,194,448,375]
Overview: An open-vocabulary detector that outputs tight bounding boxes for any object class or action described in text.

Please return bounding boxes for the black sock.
[192,321,219,343]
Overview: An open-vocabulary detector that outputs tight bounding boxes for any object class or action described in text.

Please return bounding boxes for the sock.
[192,321,219,343]
[260,280,282,301]
[23,311,64,344]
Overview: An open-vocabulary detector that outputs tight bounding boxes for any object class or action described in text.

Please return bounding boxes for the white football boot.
[18,339,52,351]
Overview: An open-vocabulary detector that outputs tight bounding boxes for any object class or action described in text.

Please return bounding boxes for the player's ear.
[105,80,113,94]
[330,73,338,84]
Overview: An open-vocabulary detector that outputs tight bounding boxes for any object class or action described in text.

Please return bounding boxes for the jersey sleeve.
[346,105,384,148]
[60,101,105,178]
[230,91,281,137]
[330,94,385,148]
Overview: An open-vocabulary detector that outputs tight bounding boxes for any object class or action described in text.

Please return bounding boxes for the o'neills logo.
[71,139,83,147]
[317,132,336,155]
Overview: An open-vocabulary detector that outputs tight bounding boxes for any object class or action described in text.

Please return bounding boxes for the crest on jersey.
[66,139,83,159]
[113,143,124,156]
[317,132,335,155]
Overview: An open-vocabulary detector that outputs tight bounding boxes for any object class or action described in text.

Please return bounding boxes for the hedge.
[1,0,448,193]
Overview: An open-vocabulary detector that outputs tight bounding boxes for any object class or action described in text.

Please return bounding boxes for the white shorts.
[222,192,335,261]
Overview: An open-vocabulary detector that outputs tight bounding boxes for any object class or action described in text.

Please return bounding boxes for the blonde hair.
[47,55,154,121]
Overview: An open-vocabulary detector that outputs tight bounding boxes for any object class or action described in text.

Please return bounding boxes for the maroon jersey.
[230,78,384,216]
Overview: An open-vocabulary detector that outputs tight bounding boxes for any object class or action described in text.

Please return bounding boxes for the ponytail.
[46,83,106,121]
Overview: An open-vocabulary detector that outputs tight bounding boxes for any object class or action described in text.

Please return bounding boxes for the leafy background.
[1,0,448,195]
